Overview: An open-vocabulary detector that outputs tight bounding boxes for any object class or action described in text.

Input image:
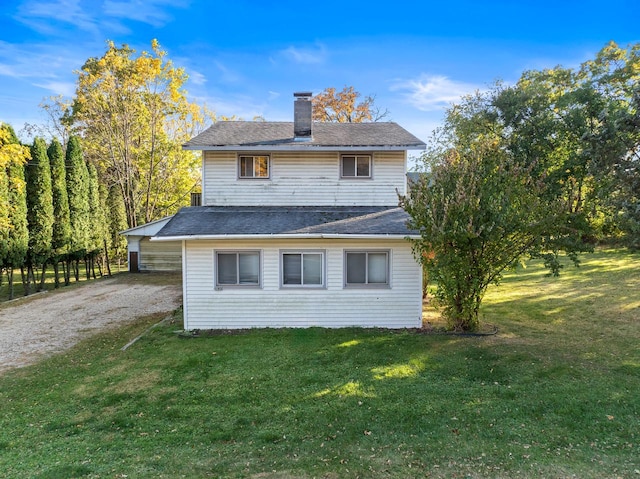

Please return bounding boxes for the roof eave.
[183,144,426,152]
[152,233,420,241]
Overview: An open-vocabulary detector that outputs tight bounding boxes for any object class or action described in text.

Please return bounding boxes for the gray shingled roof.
[183,122,426,151]
[155,206,418,238]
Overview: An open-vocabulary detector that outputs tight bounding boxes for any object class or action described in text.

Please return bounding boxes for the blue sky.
[1,0,639,147]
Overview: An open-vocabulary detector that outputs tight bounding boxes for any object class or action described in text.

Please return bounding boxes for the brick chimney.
[293,92,313,141]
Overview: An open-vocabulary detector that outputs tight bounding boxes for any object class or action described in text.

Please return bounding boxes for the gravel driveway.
[0,273,182,374]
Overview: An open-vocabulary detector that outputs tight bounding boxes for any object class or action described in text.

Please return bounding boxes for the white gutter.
[151,234,420,241]
[183,145,426,152]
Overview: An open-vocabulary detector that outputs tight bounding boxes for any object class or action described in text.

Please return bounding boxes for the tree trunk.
[21,266,30,296]
[39,263,47,292]
[8,268,15,300]
[85,256,90,280]
[74,259,80,282]
[64,258,71,285]
[62,260,69,286]
[103,238,112,277]
[28,264,36,291]
[53,260,60,288]
[91,256,97,279]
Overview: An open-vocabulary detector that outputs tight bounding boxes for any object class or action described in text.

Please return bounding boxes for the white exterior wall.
[139,238,182,271]
[182,238,422,329]
[202,151,407,206]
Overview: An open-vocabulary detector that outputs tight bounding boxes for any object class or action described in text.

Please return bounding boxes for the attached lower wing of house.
[150,92,427,329]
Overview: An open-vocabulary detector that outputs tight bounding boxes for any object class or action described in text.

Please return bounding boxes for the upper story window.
[341,155,371,178]
[239,155,269,179]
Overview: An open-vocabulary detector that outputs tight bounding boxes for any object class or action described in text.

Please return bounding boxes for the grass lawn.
[0,261,128,303]
[0,249,638,478]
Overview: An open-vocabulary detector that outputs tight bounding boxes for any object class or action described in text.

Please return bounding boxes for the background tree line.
[1,39,211,298]
[1,124,128,299]
[4,36,636,325]
[404,41,639,331]
[2,38,385,299]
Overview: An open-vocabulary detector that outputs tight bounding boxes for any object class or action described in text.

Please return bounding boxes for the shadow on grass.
[1,250,638,478]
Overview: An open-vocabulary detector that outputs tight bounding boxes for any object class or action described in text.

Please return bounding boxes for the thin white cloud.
[188,70,207,86]
[281,44,327,65]
[15,0,100,35]
[391,75,480,112]
[102,0,189,27]
[190,93,268,121]
[213,61,242,84]
[33,80,76,97]
[15,0,189,36]
[0,41,75,80]
[0,40,82,106]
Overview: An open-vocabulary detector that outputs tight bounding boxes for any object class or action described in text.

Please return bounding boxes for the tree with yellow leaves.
[68,40,213,228]
[312,86,389,123]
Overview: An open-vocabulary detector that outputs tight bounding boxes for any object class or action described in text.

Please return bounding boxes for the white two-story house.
[153,92,426,330]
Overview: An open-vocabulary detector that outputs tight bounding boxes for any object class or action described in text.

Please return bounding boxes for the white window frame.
[344,250,390,288]
[214,250,262,288]
[238,155,270,179]
[280,250,326,289]
[340,155,372,179]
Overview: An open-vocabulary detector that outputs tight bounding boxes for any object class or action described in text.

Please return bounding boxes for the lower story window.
[345,251,389,286]
[282,252,324,287]
[216,251,260,286]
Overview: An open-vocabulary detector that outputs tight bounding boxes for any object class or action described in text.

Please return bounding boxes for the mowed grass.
[0,250,638,478]
[0,262,129,303]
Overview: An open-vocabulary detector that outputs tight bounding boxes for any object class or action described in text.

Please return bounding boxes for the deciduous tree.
[69,39,210,227]
[403,41,640,330]
[312,86,389,123]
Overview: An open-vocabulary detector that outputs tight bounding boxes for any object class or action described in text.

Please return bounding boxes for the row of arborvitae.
[0,123,128,299]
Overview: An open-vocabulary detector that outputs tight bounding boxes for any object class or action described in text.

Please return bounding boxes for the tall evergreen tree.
[0,124,29,299]
[0,140,9,272]
[48,138,71,287]
[99,182,113,276]
[65,135,90,282]
[5,158,29,298]
[26,137,54,293]
[86,160,106,278]
[107,184,128,271]
[0,144,10,265]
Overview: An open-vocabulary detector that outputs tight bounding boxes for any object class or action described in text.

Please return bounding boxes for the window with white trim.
[344,251,389,287]
[341,155,371,178]
[281,251,324,287]
[216,251,261,286]
[239,155,269,178]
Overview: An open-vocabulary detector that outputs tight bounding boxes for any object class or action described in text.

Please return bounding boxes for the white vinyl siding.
[182,238,422,329]
[138,238,182,272]
[202,151,406,206]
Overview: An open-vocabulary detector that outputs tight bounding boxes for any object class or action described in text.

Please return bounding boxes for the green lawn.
[0,261,128,302]
[0,250,638,478]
